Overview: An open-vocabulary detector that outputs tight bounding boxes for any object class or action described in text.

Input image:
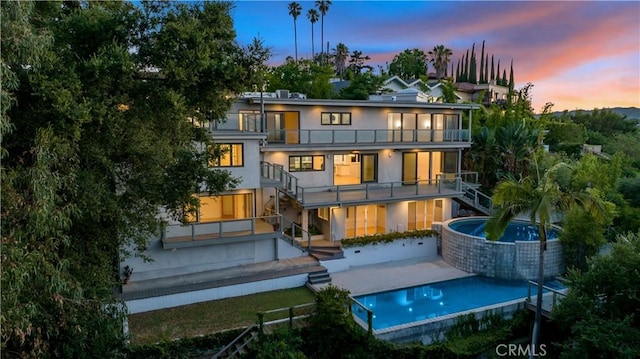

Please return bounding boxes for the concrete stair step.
[308,269,332,285]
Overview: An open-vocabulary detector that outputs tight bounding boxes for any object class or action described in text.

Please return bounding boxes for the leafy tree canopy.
[552,231,640,358]
[388,48,428,80]
[1,1,268,356]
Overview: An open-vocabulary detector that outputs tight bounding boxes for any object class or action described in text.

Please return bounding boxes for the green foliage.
[338,72,384,100]
[388,48,428,79]
[617,176,640,208]
[123,328,243,359]
[266,59,334,99]
[341,229,439,248]
[1,1,267,356]
[552,231,640,358]
[304,285,364,359]
[249,327,306,359]
[543,121,586,156]
[559,208,608,272]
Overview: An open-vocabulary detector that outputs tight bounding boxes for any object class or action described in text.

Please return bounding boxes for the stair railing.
[212,324,258,359]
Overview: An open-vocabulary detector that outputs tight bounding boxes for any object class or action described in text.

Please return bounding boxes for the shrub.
[341,229,439,248]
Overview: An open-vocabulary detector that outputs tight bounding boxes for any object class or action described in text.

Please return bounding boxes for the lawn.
[127,286,315,345]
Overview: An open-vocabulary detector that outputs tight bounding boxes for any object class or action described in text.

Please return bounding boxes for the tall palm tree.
[428,44,453,81]
[288,1,302,61]
[307,9,318,60]
[332,42,348,79]
[485,160,607,358]
[288,2,302,62]
[315,0,331,63]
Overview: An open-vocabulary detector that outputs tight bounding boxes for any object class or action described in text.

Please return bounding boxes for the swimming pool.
[441,217,565,280]
[447,218,560,242]
[352,275,540,330]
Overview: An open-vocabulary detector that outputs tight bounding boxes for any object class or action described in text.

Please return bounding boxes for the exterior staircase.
[456,182,493,215]
[307,268,332,285]
[211,325,259,359]
[309,245,344,261]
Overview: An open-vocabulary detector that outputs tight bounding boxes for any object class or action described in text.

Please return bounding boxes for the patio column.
[301,209,309,233]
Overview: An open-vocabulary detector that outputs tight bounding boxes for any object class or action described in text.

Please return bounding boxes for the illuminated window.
[318,207,330,221]
[289,155,324,172]
[186,193,253,223]
[209,143,243,167]
[321,112,351,125]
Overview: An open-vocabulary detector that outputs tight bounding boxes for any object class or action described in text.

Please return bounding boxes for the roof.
[243,97,480,110]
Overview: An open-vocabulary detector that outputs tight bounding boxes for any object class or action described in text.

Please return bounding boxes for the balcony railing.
[264,129,470,146]
[163,215,281,246]
[293,177,462,207]
[260,161,299,196]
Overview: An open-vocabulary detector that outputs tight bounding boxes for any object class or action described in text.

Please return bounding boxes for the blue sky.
[230,1,640,112]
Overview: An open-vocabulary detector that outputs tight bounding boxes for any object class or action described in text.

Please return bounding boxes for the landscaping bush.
[341,229,439,248]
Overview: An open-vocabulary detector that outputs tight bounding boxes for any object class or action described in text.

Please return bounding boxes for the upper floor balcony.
[209,115,470,150]
[262,128,470,150]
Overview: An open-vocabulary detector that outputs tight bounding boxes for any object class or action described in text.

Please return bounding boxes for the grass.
[127,286,315,345]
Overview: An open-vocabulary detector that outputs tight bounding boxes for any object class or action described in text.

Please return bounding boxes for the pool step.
[308,268,332,285]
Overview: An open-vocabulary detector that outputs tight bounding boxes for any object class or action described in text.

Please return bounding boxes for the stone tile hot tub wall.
[440,218,563,280]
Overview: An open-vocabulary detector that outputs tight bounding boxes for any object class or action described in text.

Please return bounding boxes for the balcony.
[162,215,280,249]
[264,129,470,148]
[290,177,462,209]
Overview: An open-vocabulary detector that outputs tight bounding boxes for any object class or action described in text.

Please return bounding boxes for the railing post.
[527,282,532,302]
[365,183,369,199]
[191,224,195,241]
[257,312,264,335]
[367,310,373,335]
[289,307,294,329]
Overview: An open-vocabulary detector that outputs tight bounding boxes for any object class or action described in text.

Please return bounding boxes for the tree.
[388,48,428,79]
[552,231,640,358]
[486,160,608,359]
[306,8,318,60]
[346,49,372,74]
[1,1,268,356]
[332,42,348,79]
[266,59,334,99]
[428,44,453,81]
[288,2,302,62]
[314,0,331,63]
[338,72,384,100]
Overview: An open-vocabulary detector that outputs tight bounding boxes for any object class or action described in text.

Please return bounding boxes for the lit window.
[289,155,325,172]
[209,143,243,167]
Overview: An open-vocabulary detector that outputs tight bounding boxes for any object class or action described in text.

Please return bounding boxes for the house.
[120,89,481,312]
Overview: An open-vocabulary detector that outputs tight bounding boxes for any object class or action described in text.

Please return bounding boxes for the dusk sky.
[230,1,640,112]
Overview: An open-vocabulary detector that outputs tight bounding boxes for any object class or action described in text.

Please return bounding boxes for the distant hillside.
[550,107,640,121]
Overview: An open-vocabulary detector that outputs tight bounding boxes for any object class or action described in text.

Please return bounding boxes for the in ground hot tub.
[441,217,563,280]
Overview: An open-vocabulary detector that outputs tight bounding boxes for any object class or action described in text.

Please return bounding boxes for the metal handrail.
[264,128,471,145]
[164,215,281,242]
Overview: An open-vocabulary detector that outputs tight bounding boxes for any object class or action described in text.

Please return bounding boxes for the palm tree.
[428,44,453,81]
[315,0,331,63]
[485,160,607,358]
[288,2,302,62]
[332,42,348,79]
[307,9,318,60]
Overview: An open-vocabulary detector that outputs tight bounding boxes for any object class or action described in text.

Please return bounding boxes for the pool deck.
[316,257,475,296]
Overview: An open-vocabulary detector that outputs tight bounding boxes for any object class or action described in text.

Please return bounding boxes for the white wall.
[342,237,438,267]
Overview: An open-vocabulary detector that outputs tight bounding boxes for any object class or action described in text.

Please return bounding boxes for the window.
[289,155,325,172]
[209,143,243,167]
[186,193,253,223]
[321,112,351,125]
[318,207,330,221]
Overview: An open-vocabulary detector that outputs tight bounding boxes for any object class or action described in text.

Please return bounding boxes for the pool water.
[352,275,546,330]
[447,218,560,242]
